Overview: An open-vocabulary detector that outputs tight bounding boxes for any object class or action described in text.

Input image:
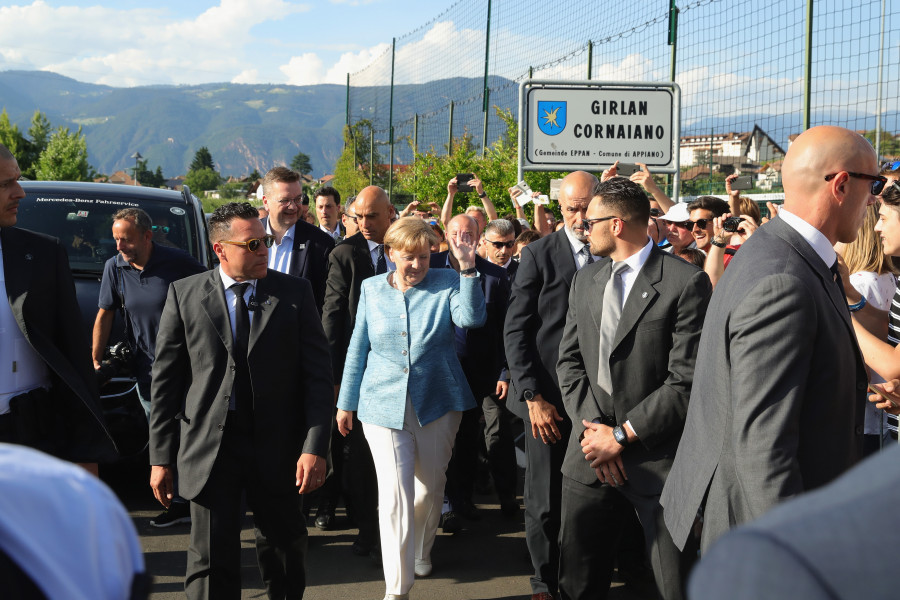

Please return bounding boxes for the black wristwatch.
[459,267,477,277]
[612,425,629,447]
[710,238,727,248]
[478,191,487,198]
[523,389,537,401]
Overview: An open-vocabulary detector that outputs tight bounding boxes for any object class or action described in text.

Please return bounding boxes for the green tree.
[20,111,52,179]
[35,126,90,181]
[0,109,26,161]
[247,168,261,181]
[189,146,215,172]
[134,159,165,188]
[863,130,900,159]
[332,120,387,198]
[183,167,221,194]
[290,152,312,175]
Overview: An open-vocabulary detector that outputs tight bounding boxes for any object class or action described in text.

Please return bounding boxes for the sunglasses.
[688,219,711,230]
[220,235,275,252]
[649,208,662,218]
[882,161,900,172]
[824,172,888,195]
[484,239,515,249]
[151,225,170,234]
[582,216,624,233]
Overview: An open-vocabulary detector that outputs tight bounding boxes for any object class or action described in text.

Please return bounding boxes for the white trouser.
[363,398,461,596]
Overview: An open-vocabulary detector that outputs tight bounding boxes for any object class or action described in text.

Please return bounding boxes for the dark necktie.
[831,260,847,302]
[375,244,387,275]
[580,245,594,268]
[598,261,628,395]
[231,282,252,413]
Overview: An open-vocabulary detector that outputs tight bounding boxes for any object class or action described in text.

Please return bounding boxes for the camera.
[95,341,134,384]
[722,216,745,233]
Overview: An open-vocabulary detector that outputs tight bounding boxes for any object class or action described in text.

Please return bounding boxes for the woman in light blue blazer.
[337,216,486,600]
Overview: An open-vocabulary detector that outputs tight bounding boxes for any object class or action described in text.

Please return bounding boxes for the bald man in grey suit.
[661,126,876,554]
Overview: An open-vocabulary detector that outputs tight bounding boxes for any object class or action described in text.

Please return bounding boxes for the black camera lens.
[722,217,744,233]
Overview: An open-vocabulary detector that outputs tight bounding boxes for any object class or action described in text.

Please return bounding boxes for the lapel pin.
[641,292,648,298]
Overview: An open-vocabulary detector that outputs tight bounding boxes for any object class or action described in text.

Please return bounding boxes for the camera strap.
[112,265,135,350]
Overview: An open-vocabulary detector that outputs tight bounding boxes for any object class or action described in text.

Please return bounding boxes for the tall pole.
[413,114,418,202]
[482,0,492,157]
[668,2,680,198]
[344,73,350,152]
[875,0,886,158]
[587,41,593,80]
[448,101,455,156]
[803,0,814,130]
[388,37,396,200]
[708,130,714,195]
[369,128,374,187]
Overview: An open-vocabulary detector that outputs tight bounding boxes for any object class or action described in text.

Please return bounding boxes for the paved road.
[105,463,647,600]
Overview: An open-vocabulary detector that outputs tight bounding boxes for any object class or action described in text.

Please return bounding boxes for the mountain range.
[1,70,896,179]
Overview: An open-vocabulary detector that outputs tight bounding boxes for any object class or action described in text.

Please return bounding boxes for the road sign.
[519,80,681,177]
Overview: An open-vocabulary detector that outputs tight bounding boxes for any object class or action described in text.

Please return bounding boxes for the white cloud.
[280,42,391,85]
[0,0,310,86]
[232,69,260,84]
[279,53,325,86]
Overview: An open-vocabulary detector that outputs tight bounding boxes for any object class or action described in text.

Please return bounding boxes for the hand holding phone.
[456,173,474,193]
[868,384,900,410]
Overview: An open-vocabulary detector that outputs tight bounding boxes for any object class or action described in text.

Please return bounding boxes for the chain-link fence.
[347,0,900,196]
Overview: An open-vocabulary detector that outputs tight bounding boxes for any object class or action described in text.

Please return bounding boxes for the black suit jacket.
[504,229,579,419]
[260,217,334,312]
[322,232,375,383]
[0,227,117,462]
[505,258,519,287]
[556,245,711,494]
[430,252,510,398]
[149,269,333,499]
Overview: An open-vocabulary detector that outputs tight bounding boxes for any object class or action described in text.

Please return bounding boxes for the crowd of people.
[1,124,900,600]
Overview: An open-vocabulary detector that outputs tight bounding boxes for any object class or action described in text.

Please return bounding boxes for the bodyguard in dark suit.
[556,178,711,600]
[661,126,875,554]
[260,166,335,312]
[149,203,333,600]
[431,215,511,520]
[0,143,117,468]
[321,185,395,556]
[504,170,600,599]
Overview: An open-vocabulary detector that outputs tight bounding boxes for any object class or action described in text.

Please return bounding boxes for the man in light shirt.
[315,187,344,241]
[260,166,334,313]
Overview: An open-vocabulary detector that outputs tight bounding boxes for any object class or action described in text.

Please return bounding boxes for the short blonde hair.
[384,216,439,253]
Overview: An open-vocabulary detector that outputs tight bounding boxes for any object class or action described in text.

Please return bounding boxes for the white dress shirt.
[563,226,595,270]
[0,236,50,413]
[777,208,836,269]
[265,222,295,273]
[616,238,654,311]
[366,239,395,272]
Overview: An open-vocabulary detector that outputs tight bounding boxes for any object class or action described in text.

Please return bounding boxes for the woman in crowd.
[336,217,486,600]
[837,203,896,454]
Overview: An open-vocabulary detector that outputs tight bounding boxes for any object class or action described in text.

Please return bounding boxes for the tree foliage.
[332,120,388,199]
[0,110,26,162]
[189,146,215,172]
[134,159,166,188]
[184,167,221,194]
[290,151,312,175]
[35,126,90,181]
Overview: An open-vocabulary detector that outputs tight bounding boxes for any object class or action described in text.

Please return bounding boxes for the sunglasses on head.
[220,235,276,252]
[824,172,888,195]
[484,239,515,249]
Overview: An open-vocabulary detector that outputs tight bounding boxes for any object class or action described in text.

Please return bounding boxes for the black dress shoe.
[499,498,520,517]
[441,511,462,534]
[352,536,373,556]
[455,499,482,521]
[314,505,335,530]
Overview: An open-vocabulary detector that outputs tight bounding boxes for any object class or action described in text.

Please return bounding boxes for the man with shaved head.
[322,185,395,559]
[661,126,876,555]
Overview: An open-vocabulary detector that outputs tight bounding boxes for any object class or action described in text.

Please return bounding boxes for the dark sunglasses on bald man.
[220,235,276,252]
[824,172,887,195]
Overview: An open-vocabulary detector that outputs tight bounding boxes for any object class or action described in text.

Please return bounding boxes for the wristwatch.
[710,237,728,248]
[612,425,629,447]
[523,389,537,402]
[478,191,487,198]
[459,267,478,277]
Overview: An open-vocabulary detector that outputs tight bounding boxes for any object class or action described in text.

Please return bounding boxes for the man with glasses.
[481,219,518,279]
[662,125,875,555]
[342,196,359,238]
[685,196,729,253]
[557,177,711,600]
[150,202,332,600]
[260,166,334,313]
[658,203,696,254]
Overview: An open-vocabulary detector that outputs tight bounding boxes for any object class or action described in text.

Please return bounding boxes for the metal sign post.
[518,79,682,201]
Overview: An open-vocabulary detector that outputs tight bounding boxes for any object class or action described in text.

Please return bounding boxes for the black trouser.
[558,475,695,600]
[480,393,518,501]
[186,414,307,600]
[445,406,482,510]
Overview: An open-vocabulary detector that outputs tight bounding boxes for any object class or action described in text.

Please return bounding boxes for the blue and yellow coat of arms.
[537,101,566,136]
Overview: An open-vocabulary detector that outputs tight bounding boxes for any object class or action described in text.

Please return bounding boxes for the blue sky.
[0,0,440,86]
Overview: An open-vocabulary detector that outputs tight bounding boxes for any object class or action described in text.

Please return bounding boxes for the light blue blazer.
[337,268,487,429]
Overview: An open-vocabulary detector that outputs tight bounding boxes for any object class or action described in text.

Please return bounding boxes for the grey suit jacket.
[504,229,578,420]
[661,217,867,553]
[149,268,333,500]
[557,245,711,495]
[0,227,117,463]
[689,445,900,599]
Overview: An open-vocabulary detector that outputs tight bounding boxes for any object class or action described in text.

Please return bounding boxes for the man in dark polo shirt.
[91,207,205,526]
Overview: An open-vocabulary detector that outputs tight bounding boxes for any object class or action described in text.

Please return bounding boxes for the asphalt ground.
[103,457,650,600]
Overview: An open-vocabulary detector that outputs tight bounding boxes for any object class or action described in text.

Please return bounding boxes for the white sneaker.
[414,559,432,577]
